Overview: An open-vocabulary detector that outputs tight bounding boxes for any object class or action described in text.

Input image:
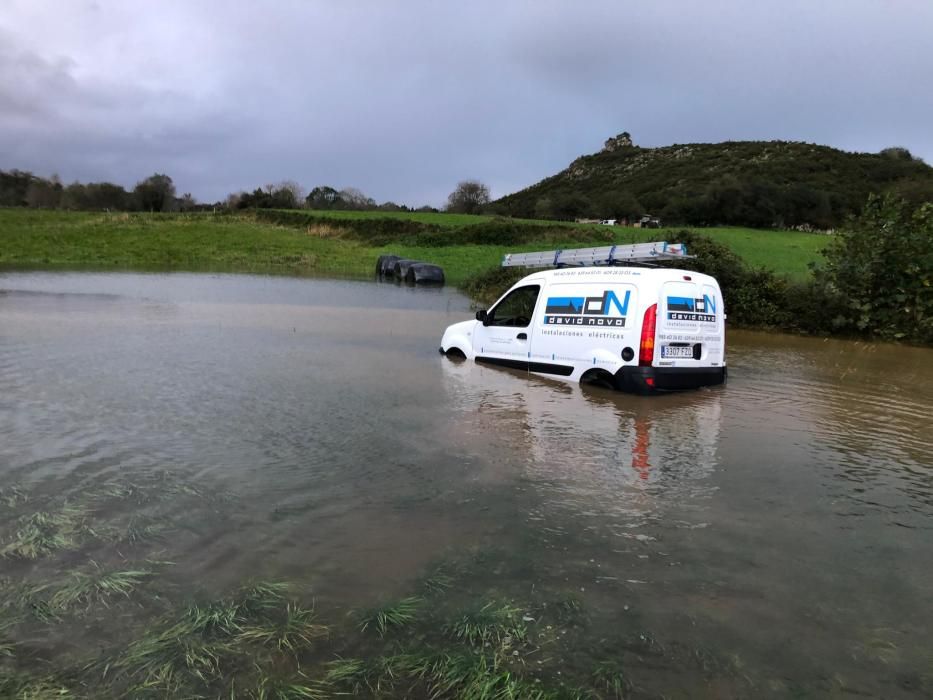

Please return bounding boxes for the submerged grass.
[0,473,225,569]
[358,596,423,637]
[248,674,329,700]
[87,471,222,506]
[0,612,18,658]
[320,649,556,700]
[236,603,328,653]
[321,657,367,691]
[2,559,779,700]
[0,506,87,560]
[420,650,554,700]
[0,486,29,508]
[591,660,631,699]
[111,601,241,691]
[0,480,794,699]
[103,517,169,546]
[87,480,147,502]
[419,562,457,595]
[445,601,529,650]
[43,564,152,611]
[105,581,321,695]
[0,674,77,700]
[553,595,585,625]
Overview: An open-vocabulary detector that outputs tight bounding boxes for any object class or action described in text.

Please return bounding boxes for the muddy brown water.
[1,271,931,697]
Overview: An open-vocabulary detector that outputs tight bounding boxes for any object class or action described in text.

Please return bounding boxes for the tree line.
[224,182,433,212]
[0,170,196,212]
[0,169,493,216]
[490,178,846,229]
[224,180,491,215]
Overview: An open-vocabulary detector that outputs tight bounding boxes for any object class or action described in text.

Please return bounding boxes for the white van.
[440,265,726,393]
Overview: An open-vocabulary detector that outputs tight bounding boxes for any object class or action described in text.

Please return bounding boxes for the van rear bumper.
[613,366,727,394]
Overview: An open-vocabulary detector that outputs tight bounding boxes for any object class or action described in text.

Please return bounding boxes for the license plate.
[661,345,694,358]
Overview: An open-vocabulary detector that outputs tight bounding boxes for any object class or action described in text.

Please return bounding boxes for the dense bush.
[460,266,529,305]
[819,195,933,343]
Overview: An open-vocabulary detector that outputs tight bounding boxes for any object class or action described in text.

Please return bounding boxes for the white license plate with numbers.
[661,345,694,358]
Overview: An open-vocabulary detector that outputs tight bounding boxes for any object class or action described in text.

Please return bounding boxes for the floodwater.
[1,271,931,698]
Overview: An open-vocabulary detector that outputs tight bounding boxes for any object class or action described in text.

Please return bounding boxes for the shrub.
[818,195,933,343]
[460,267,528,306]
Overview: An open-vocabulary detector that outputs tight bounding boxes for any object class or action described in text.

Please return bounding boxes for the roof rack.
[501,241,692,269]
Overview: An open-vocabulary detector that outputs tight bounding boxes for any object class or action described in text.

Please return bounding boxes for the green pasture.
[287,209,546,227]
[0,208,827,283]
[0,210,368,277]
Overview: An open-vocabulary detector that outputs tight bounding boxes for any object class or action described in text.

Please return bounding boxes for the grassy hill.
[0,208,826,282]
[494,137,933,229]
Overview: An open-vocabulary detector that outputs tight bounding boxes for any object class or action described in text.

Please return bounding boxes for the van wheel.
[581,369,615,390]
[444,347,467,361]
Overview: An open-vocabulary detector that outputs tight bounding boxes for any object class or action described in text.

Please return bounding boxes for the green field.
[287,209,557,227]
[0,208,828,284]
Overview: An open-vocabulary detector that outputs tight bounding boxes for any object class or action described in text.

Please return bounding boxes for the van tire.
[581,368,615,390]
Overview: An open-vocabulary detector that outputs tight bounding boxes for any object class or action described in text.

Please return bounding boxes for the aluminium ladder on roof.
[500,241,691,269]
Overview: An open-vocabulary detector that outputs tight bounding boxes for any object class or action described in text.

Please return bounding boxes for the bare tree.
[338,187,376,210]
[225,192,244,210]
[179,193,197,211]
[276,180,306,207]
[446,180,490,215]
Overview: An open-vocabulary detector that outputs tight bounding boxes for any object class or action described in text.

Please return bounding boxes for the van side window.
[488,285,540,327]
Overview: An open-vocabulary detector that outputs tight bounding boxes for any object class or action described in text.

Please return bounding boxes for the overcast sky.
[1,1,931,206]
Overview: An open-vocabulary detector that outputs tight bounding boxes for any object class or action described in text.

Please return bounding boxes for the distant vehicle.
[639,215,662,228]
[439,242,726,394]
[600,218,617,225]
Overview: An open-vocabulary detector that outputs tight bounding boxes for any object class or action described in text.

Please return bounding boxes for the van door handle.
[517,333,527,340]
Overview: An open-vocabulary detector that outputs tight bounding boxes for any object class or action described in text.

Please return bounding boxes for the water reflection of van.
[439,358,723,496]
[440,267,726,394]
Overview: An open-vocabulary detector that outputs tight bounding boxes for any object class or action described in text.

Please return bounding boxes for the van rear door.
[656,280,722,367]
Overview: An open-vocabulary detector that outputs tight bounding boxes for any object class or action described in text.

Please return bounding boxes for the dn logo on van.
[667,295,716,322]
[544,290,629,327]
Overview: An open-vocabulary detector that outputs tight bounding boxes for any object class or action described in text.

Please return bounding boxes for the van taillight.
[639,304,657,366]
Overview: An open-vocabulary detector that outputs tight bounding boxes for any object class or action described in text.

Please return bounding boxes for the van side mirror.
[475,309,488,325]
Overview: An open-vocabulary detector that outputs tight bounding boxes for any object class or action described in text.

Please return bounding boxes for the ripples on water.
[1,272,932,698]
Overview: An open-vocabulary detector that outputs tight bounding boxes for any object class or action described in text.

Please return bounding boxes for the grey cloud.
[0,0,931,204]
[0,33,77,120]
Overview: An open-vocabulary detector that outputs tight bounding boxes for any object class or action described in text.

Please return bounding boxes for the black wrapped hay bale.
[375,254,401,277]
[393,259,420,279]
[405,263,445,286]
